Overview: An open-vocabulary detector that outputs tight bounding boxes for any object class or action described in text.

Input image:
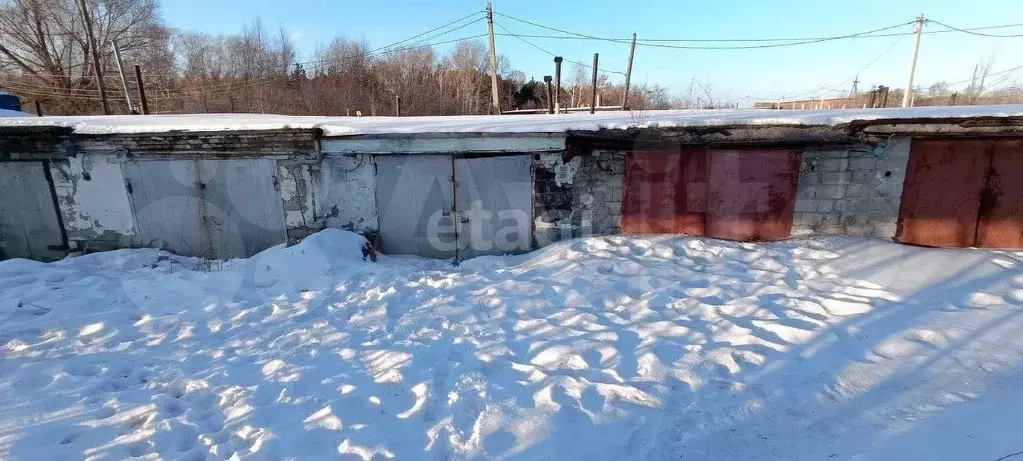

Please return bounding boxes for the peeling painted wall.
[277,161,320,239]
[49,155,137,250]
[532,151,624,247]
[317,155,377,233]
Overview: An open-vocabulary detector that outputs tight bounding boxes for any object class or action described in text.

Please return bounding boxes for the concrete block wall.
[792,136,911,239]
[532,151,625,247]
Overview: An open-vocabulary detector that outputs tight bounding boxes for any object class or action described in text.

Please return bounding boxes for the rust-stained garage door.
[705,149,801,241]
[621,150,707,235]
[897,139,1023,249]
[621,148,798,241]
[977,140,1023,248]
[896,139,989,247]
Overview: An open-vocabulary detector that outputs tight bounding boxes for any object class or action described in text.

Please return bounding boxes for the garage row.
[2,138,1022,262]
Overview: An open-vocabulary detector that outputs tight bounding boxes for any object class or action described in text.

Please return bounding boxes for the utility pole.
[554,56,563,113]
[590,53,599,114]
[485,2,501,114]
[111,39,136,114]
[849,77,859,99]
[543,75,553,114]
[77,0,109,114]
[622,33,637,110]
[902,13,925,107]
[394,94,401,117]
[134,65,149,114]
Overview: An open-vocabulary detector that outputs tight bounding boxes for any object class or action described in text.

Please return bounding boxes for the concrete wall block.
[845,184,866,197]
[793,212,825,227]
[798,187,817,199]
[794,199,819,213]
[883,136,912,158]
[817,200,835,212]
[821,172,852,185]
[873,222,898,239]
[818,185,846,199]
[798,172,822,185]
[849,157,878,171]
[852,197,886,213]
[817,158,849,172]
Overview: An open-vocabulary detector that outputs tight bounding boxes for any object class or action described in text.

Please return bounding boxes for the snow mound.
[2,234,1023,460]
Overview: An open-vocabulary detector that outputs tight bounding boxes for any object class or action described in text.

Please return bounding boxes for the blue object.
[0,92,22,112]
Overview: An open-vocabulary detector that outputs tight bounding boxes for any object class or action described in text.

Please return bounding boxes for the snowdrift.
[1,231,1022,460]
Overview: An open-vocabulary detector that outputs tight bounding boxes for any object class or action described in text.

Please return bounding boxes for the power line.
[927,20,1023,37]
[492,22,625,75]
[493,10,916,49]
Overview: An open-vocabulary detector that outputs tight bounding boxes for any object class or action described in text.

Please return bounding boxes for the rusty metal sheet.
[621,151,682,234]
[705,149,801,241]
[621,150,707,235]
[977,140,1023,249]
[896,139,990,247]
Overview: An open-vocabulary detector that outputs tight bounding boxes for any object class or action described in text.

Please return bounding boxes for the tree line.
[0,0,672,116]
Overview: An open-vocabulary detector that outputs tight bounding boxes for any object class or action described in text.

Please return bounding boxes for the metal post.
[554,56,563,113]
[133,65,149,114]
[76,0,109,114]
[486,2,501,114]
[622,33,637,110]
[902,13,925,107]
[590,53,599,114]
[111,39,136,114]
[543,75,553,114]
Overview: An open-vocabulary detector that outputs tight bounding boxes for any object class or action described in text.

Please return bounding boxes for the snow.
[1,104,1023,136]
[0,108,29,117]
[2,230,1023,460]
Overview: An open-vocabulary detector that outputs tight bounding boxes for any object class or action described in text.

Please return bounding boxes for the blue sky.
[161,0,1023,103]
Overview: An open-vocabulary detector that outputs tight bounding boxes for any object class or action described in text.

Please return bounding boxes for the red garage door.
[706,149,801,241]
[977,140,1023,248]
[621,149,707,235]
[622,148,800,241]
[897,138,1023,249]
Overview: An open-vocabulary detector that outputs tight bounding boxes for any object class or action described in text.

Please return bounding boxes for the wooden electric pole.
[622,33,637,110]
[486,2,501,114]
[111,39,136,114]
[134,65,149,114]
[902,13,925,107]
[394,94,401,117]
[554,56,563,113]
[76,0,109,115]
[590,53,599,114]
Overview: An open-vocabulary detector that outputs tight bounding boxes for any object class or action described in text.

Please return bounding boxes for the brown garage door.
[706,149,801,241]
[896,139,990,247]
[977,140,1023,248]
[621,149,707,235]
[897,138,1023,249]
[621,148,799,241]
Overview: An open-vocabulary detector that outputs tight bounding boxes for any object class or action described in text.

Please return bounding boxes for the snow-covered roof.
[1,105,1023,137]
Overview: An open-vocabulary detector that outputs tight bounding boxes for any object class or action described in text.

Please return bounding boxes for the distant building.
[755,97,855,110]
